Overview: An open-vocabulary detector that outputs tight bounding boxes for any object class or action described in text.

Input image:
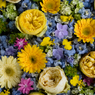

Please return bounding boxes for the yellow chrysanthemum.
[0,56,22,89]
[74,18,95,43]
[40,0,60,14]
[17,44,47,73]
[0,0,6,10]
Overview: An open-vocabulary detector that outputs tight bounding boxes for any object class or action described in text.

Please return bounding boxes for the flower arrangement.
[0,0,95,95]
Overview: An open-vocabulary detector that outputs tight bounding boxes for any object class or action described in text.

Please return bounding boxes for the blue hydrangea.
[79,7,92,18]
[67,56,74,67]
[75,43,88,54]
[63,45,76,56]
[12,88,22,95]
[8,21,16,30]
[18,0,32,13]
[46,57,54,67]
[45,13,56,38]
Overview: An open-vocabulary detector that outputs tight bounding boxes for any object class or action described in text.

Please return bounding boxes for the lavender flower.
[54,23,68,39]
[5,46,17,56]
[53,48,64,60]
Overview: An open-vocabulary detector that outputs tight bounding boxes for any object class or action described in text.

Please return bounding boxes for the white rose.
[37,66,70,95]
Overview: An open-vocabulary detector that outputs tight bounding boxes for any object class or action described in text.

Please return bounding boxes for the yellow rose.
[15,9,47,37]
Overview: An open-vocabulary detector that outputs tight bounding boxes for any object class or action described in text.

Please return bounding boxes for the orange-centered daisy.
[17,44,47,73]
[74,18,95,43]
[40,0,60,14]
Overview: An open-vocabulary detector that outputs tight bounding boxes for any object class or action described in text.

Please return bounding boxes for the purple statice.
[53,48,64,60]
[5,46,17,56]
[54,23,68,39]
[75,43,88,54]
[83,76,94,86]
[67,56,74,67]
[63,45,76,56]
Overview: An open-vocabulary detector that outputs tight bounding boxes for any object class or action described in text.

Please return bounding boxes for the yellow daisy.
[40,0,60,14]
[0,56,22,89]
[17,44,47,73]
[74,18,95,43]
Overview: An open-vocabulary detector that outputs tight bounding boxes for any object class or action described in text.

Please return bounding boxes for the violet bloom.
[14,38,28,50]
[54,23,68,39]
[5,46,17,56]
[83,76,94,86]
[18,78,34,94]
[53,48,63,60]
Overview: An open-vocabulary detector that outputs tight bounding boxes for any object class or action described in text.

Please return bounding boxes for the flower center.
[82,28,90,36]
[31,56,36,64]
[46,2,54,9]
[5,67,14,76]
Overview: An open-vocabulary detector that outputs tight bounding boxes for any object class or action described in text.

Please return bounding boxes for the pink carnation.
[18,78,34,94]
[14,38,28,50]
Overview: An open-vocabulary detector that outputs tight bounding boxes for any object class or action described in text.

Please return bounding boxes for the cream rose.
[37,66,70,95]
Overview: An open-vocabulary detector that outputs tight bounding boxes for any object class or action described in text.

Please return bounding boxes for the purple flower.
[67,56,74,67]
[83,76,94,86]
[5,46,17,56]
[53,48,64,60]
[54,23,68,39]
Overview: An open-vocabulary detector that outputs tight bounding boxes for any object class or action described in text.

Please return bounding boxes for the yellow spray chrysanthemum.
[74,18,95,43]
[17,44,47,73]
[0,56,22,89]
[40,0,60,14]
[0,0,6,10]
[40,37,54,46]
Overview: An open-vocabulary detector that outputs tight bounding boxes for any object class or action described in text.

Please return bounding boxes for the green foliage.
[2,3,18,20]
[65,65,78,77]
[0,18,8,34]
[9,33,25,44]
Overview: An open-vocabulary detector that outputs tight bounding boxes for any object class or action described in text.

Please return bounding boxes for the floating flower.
[62,39,72,50]
[0,0,6,10]
[17,44,47,73]
[18,78,34,94]
[54,23,68,39]
[14,38,28,50]
[0,56,22,88]
[53,48,64,60]
[40,37,54,46]
[38,66,70,94]
[74,18,95,43]
[40,0,60,14]
[70,75,79,86]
